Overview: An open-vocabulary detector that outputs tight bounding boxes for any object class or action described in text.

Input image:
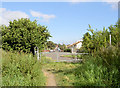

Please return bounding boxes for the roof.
[67,41,81,48]
[54,45,60,51]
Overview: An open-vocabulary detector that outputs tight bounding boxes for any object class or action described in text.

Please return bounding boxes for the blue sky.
[1,2,118,44]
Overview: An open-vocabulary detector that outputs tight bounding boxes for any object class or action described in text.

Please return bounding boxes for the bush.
[64,48,71,52]
[2,49,46,86]
[74,55,120,86]
[76,55,82,59]
[1,18,51,54]
[76,47,88,53]
[97,46,120,70]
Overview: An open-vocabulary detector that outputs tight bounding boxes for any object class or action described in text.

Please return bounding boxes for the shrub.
[76,47,88,53]
[74,55,120,87]
[98,46,120,70]
[64,49,71,52]
[77,55,82,59]
[2,49,46,86]
[1,18,51,54]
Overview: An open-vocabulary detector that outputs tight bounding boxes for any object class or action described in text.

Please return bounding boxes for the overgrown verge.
[74,55,120,87]
[43,47,120,87]
[43,61,80,86]
[2,49,46,86]
[74,20,120,87]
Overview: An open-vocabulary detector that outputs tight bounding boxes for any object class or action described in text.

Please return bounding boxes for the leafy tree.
[58,44,66,50]
[46,41,66,51]
[82,19,120,53]
[109,25,120,47]
[46,41,57,50]
[82,32,92,53]
[1,18,51,54]
[82,25,110,53]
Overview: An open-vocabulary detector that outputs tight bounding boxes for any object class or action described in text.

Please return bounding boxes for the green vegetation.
[61,54,82,59]
[42,20,120,87]
[1,18,120,87]
[64,48,71,52]
[1,18,52,86]
[43,62,80,86]
[75,20,120,86]
[1,18,51,54]
[61,55,74,58]
[46,41,57,50]
[74,55,120,87]
[43,54,119,87]
[46,41,66,51]
[2,49,46,86]
[81,22,120,53]
[58,44,66,51]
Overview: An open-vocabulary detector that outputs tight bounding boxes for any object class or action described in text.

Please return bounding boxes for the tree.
[82,32,92,53]
[46,41,57,50]
[82,20,120,54]
[1,18,51,54]
[58,44,66,50]
[82,25,110,53]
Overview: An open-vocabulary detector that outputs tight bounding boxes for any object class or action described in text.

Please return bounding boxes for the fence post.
[71,47,73,53]
[40,52,41,62]
[34,47,40,61]
[110,34,111,46]
[57,52,58,62]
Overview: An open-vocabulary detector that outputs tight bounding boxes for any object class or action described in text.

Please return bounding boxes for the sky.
[0,1,118,44]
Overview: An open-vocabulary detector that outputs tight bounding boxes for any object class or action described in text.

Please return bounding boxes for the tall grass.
[74,56,119,86]
[2,49,46,86]
[0,49,2,87]
[74,46,120,87]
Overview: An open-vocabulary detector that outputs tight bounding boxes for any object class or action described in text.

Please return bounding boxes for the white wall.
[76,42,82,49]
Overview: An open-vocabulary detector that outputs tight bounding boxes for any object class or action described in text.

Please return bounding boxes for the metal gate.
[41,51,88,63]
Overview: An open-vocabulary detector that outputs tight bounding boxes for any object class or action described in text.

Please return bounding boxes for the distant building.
[42,50,50,52]
[67,41,82,53]
[54,45,61,52]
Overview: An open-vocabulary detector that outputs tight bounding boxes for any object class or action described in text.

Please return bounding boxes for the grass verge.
[2,49,46,86]
[43,55,120,87]
[43,61,80,86]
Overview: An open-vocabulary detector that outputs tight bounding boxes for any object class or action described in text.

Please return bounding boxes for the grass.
[43,54,120,87]
[1,47,119,87]
[73,55,119,87]
[2,49,46,86]
[0,49,2,87]
[60,54,82,59]
[43,61,80,86]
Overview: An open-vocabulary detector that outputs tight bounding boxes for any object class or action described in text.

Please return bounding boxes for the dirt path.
[42,69,57,86]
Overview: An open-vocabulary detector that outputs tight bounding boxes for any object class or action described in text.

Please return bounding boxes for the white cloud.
[70,0,97,2]
[70,0,119,9]
[101,0,119,2]
[107,2,118,10]
[30,10,56,23]
[70,0,119,2]
[101,0,118,10]
[1,0,120,2]
[0,8,29,26]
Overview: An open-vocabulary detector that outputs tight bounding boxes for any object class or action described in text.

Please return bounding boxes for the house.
[67,40,82,53]
[54,45,61,52]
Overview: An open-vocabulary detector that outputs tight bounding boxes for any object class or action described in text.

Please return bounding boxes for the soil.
[42,69,57,86]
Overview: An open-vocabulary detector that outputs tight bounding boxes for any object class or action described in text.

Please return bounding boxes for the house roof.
[67,41,81,48]
[54,45,60,51]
